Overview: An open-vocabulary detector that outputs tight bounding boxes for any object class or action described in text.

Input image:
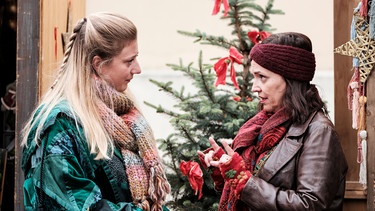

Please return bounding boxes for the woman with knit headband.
[21,12,170,210]
[198,32,348,210]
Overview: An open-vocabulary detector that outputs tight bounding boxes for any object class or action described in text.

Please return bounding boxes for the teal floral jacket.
[21,102,143,211]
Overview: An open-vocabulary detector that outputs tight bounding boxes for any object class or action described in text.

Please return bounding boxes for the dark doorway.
[0,0,17,210]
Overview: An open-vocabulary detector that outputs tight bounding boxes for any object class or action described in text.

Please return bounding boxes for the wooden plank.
[343,199,367,211]
[16,0,40,210]
[0,149,8,207]
[345,181,366,199]
[39,0,86,96]
[365,53,375,210]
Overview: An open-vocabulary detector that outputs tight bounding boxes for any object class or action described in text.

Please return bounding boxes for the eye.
[259,74,266,81]
[126,54,138,65]
[127,58,135,65]
[123,58,135,66]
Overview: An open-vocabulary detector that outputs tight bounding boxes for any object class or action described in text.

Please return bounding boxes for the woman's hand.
[197,137,234,167]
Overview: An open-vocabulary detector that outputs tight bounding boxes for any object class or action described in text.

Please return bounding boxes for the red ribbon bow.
[213,46,243,89]
[180,161,204,200]
[248,30,271,44]
[233,95,252,102]
[212,0,230,16]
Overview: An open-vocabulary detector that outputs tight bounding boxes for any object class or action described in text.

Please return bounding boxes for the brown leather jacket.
[240,111,348,210]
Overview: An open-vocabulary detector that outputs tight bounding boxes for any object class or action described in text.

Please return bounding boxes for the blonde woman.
[21,12,170,211]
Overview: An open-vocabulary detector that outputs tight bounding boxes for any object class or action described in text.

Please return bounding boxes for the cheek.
[274,86,286,102]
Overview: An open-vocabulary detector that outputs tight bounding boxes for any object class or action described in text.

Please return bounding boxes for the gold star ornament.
[334,12,375,83]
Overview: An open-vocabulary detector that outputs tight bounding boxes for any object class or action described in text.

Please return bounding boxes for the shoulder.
[41,101,78,131]
[309,111,334,128]
[302,111,340,146]
[287,111,335,138]
[22,101,85,170]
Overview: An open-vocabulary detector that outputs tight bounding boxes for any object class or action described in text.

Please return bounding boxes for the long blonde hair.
[21,12,137,159]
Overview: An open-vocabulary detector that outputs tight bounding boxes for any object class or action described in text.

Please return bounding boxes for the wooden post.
[16,0,40,209]
[365,64,375,210]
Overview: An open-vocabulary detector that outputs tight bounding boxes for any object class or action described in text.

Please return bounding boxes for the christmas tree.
[145,0,283,210]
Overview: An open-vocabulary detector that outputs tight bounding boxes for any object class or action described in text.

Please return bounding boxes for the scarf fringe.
[149,164,171,211]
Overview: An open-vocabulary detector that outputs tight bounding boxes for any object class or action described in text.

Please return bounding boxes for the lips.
[258,96,266,103]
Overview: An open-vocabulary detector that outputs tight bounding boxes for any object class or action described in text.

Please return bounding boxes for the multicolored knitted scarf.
[219,108,290,210]
[95,79,170,211]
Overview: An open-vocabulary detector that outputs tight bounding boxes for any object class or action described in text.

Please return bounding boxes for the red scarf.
[219,108,290,210]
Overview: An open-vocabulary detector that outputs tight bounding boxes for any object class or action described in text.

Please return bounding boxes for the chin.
[117,86,127,92]
[263,107,276,113]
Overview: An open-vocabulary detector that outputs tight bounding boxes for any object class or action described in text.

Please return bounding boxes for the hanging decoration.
[54,26,58,61]
[334,0,375,187]
[334,12,375,83]
[61,0,72,53]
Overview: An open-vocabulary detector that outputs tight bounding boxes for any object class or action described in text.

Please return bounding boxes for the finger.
[221,140,235,156]
[209,137,220,152]
[204,150,214,167]
[197,150,204,157]
[218,154,232,165]
[209,160,220,167]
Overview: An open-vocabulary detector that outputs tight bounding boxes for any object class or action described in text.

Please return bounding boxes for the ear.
[92,55,102,73]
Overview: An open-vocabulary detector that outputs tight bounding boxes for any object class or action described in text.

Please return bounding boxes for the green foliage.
[145,0,283,210]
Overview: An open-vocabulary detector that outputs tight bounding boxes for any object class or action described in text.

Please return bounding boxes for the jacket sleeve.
[240,120,347,210]
[22,116,142,211]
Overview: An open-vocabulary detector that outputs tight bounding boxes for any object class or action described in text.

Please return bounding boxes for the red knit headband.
[250,44,316,82]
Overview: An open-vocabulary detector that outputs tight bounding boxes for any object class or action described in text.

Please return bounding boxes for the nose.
[132,60,141,74]
[251,80,260,93]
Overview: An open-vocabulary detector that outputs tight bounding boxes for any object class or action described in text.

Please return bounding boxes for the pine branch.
[143,101,180,118]
[177,30,234,50]
[232,4,248,51]
[159,136,185,180]
[197,51,216,103]
[148,78,187,102]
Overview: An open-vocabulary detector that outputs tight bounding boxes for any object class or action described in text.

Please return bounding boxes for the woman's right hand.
[197,137,226,167]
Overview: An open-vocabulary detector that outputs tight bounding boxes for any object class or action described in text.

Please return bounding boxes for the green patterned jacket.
[21,102,144,211]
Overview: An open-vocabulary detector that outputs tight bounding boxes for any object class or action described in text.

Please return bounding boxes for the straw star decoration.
[334,12,375,83]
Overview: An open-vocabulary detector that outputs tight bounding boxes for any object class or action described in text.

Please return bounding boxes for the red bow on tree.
[213,46,243,89]
[248,30,271,44]
[233,95,252,102]
[180,161,204,200]
[212,0,230,16]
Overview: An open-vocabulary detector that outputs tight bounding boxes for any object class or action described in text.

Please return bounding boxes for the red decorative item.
[54,27,58,61]
[212,0,230,17]
[233,96,252,102]
[248,30,271,44]
[359,0,369,17]
[180,161,204,200]
[213,46,243,89]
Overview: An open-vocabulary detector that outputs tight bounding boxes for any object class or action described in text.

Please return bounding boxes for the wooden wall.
[39,0,86,95]
[334,0,374,210]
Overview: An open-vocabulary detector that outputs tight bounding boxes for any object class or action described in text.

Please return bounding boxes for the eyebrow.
[251,70,261,75]
[123,53,138,60]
